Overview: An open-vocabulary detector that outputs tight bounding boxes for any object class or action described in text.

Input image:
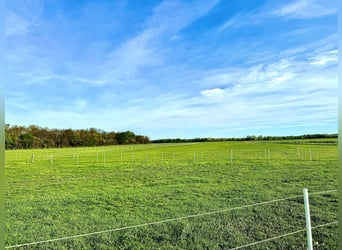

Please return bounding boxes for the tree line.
[151,133,338,143]
[5,124,150,149]
[5,124,337,149]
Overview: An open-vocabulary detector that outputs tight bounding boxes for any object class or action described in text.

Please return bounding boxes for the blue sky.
[5,0,337,139]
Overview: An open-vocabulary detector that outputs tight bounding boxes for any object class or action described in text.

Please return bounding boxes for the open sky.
[5,0,337,139]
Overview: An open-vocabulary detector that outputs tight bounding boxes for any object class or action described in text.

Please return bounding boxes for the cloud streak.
[272,0,337,19]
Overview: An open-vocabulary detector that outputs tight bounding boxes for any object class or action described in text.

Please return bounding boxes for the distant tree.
[246,135,257,141]
[5,133,15,149]
[117,131,135,144]
[106,132,118,145]
[18,132,34,149]
[70,130,82,147]
[135,135,150,144]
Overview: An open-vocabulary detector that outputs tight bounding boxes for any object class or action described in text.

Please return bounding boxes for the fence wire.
[229,221,338,250]
[5,190,337,249]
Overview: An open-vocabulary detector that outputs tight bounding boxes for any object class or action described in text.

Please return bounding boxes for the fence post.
[50,155,53,165]
[303,188,313,250]
[309,149,312,161]
[268,149,271,163]
[230,150,233,163]
[265,148,267,160]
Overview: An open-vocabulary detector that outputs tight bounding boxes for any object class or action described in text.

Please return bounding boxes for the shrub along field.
[5,140,338,249]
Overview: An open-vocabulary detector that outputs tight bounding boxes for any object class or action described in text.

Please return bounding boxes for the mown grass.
[5,141,338,249]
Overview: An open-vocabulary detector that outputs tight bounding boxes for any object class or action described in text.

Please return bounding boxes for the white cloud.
[201,88,224,97]
[278,0,308,15]
[101,0,219,85]
[217,11,266,32]
[309,49,337,66]
[10,70,108,87]
[148,0,219,33]
[103,29,162,83]
[273,0,337,19]
[161,41,337,132]
[271,73,296,86]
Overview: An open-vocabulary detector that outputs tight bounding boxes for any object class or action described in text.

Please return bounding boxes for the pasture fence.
[4,148,337,166]
[229,221,337,250]
[5,189,337,249]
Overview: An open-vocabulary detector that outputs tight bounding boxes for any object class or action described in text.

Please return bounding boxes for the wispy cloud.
[272,0,337,19]
[100,0,219,85]
[309,49,337,66]
[201,88,225,97]
[217,11,266,32]
[139,38,337,135]
[5,10,31,36]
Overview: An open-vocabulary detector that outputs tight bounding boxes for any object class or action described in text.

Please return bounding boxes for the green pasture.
[5,140,338,249]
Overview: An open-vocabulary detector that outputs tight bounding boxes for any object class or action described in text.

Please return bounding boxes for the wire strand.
[310,189,337,195]
[5,191,337,249]
[229,221,338,250]
[5,194,304,248]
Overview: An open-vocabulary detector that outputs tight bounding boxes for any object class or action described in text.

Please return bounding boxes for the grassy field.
[5,140,338,249]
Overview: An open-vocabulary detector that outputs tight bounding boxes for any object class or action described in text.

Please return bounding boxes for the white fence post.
[303,188,313,250]
[265,148,267,160]
[230,150,233,163]
[268,149,271,163]
[309,149,312,161]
